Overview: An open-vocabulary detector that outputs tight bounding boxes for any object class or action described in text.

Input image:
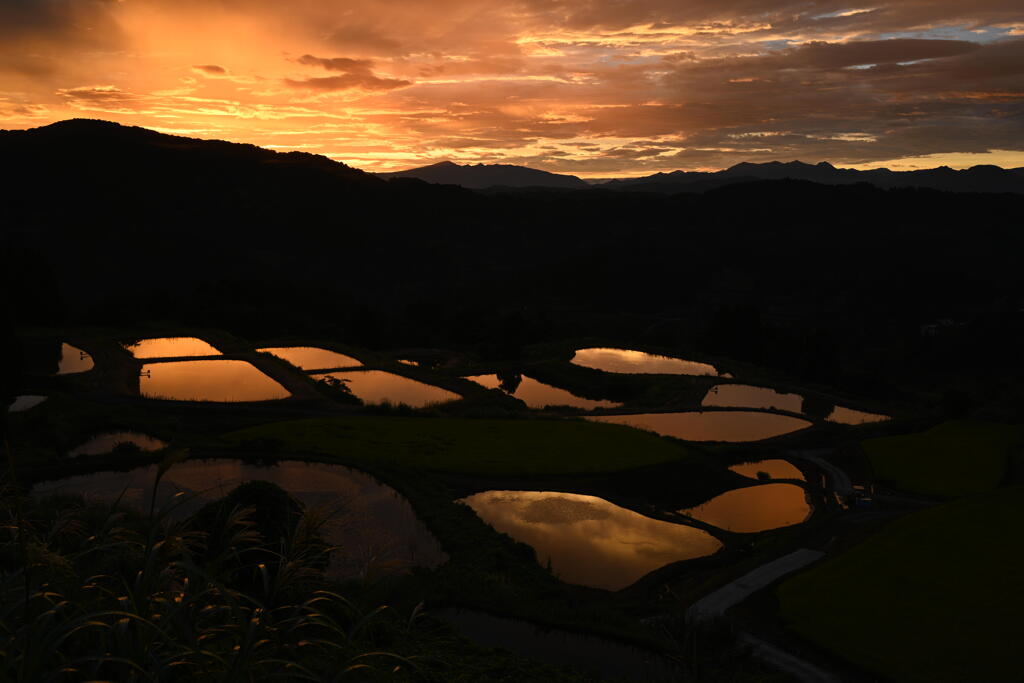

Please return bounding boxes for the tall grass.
[0,461,420,682]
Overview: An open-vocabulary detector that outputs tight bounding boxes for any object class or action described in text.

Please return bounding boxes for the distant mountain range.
[375,160,590,190]
[379,158,1024,194]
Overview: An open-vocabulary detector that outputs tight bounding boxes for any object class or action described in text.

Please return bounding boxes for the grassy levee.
[223,415,692,475]
[863,420,1022,497]
[776,485,1024,683]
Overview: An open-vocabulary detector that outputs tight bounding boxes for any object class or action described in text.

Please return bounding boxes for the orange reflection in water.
[827,406,889,425]
[730,459,805,481]
[140,360,290,401]
[57,343,94,375]
[680,483,811,533]
[32,459,446,578]
[702,384,804,413]
[258,346,362,371]
[68,432,167,457]
[571,348,719,376]
[312,370,459,408]
[466,374,621,410]
[461,490,722,590]
[586,412,811,442]
[125,337,222,358]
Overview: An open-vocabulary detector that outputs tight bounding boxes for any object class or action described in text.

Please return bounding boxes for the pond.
[32,459,447,579]
[311,370,459,408]
[729,459,805,481]
[140,360,291,401]
[678,483,812,533]
[571,347,720,376]
[8,395,47,412]
[68,432,168,457]
[466,374,621,410]
[258,346,362,371]
[439,609,680,682]
[57,343,94,375]
[460,490,721,591]
[702,384,804,413]
[124,337,222,358]
[586,412,811,442]
[827,406,889,425]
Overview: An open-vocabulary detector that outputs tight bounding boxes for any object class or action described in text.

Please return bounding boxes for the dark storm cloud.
[286,54,412,91]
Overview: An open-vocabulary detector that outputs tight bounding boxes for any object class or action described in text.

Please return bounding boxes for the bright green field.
[863,420,1021,497]
[224,416,691,475]
[778,486,1024,683]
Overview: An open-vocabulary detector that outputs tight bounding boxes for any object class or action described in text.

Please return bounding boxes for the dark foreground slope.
[3,120,1023,405]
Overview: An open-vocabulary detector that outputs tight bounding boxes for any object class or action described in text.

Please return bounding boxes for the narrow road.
[686,548,825,622]
[788,449,854,497]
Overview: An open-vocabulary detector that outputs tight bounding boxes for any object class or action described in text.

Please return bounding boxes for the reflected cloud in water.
[571,348,720,376]
[461,490,721,590]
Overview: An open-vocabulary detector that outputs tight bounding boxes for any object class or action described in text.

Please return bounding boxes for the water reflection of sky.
[679,483,811,533]
[258,346,362,371]
[124,337,221,358]
[57,343,94,375]
[312,370,459,408]
[461,490,722,590]
[702,384,804,413]
[68,432,167,457]
[827,406,889,425]
[141,360,290,401]
[466,374,620,410]
[587,412,811,442]
[729,459,805,481]
[33,459,447,578]
[571,348,720,376]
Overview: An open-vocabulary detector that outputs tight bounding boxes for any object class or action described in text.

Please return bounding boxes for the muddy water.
[33,459,446,578]
[679,483,812,533]
[571,348,719,376]
[586,412,811,442]
[461,490,721,590]
[140,360,291,401]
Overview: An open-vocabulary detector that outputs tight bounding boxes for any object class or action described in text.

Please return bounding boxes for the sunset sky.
[2,0,1023,177]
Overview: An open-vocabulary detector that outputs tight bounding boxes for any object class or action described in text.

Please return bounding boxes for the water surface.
[125,337,221,358]
[702,384,804,413]
[68,432,168,457]
[571,348,719,376]
[827,406,889,425]
[140,360,290,401]
[679,483,811,533]
[729,459,805,481]
[258,347,362,371]
[466,374,620,410]
[33,459,446,578]
[57,343,94,375]
[8,395,47,412]
[312,370,459,408]
[461,490,721,590]
[586,412,811,442]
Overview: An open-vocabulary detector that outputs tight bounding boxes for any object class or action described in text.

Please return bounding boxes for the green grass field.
[863,420,1021,497]
[777,485,1024,683]
[224,416,691,475]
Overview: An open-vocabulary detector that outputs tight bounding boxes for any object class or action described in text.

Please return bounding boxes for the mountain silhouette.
[603,159,1024,194]
[375,160,590,190]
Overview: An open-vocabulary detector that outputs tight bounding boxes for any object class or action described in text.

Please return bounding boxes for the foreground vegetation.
[862,420,1022,497]
[776,485,1024,683]
[224,416,691,475]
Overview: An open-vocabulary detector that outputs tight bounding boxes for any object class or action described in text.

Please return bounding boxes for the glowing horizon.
[2,0,1022,176]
